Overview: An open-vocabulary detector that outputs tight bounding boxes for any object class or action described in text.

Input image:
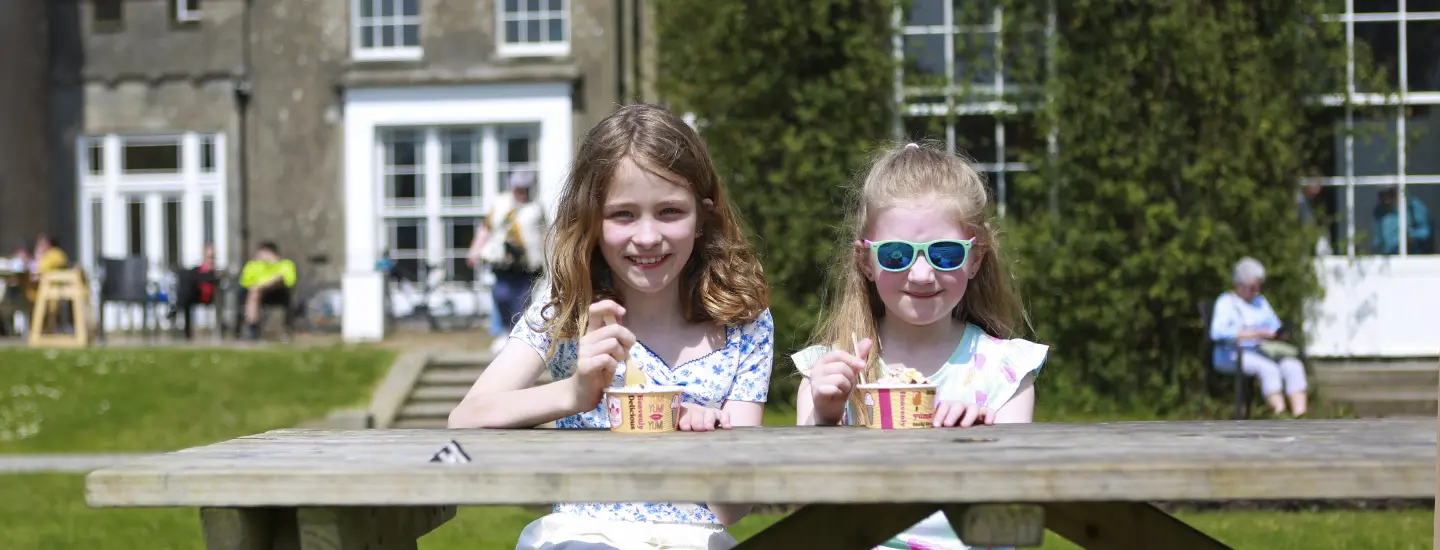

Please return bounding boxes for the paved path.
[0,453,157,473]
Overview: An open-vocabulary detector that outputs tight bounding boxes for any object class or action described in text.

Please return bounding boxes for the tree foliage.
[657,0,1363,412]
[656,0,900,403]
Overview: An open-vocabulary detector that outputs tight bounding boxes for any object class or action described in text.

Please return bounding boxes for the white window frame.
[894,1,1057,218]
[352,0,423,62]
[496,0,570,57]
[1306,4,1440,258]
[175,0,201,23]
[375,124,540,284]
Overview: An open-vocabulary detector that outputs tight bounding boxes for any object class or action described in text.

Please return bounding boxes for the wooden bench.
[85,419,1436,549]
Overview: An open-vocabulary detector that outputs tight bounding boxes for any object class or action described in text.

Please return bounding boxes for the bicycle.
[378,257,485,333]
[293,254,343,334]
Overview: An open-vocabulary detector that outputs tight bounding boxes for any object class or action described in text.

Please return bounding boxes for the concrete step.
[1347,400,1437,418]
[392,418,447,429]
[398,402,456,420]
[1313,362,1438,388]
[428,351,497,369]
[411,385,471,401]
[419,369,485,385]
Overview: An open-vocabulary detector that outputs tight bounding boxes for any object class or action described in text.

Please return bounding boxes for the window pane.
[203,198,215,247]
[526,20,541,43]
[1003,113,1044,164]
[381,0,395,16]
[903,115,948,144]
[907,0,943,26]
[90,199,103,263]
[1354,22,1400,92]
[548,18,563,42]
[1352,108,1399,176]
[389,218,425,251]
[903,34,946,87]
[200,136,215,172]
[1408,106,1440,175]
[505,20,520,43]
[390,174,420,203]
[1408,21,1440,92]
[527,0,541,11]
[504,132,534,164]
[506,0,519,13]
[95,0,122,22]
[954,32,998,86]
[361,25,375,48]
[449,258,476,283]
[443,130,475,164]
[381,25,395,47]
[1399,184,1438,255]
[88,140,103,175]
[122,141,181,173]
[952,0,996,26]
[402,0,418,16]
[1353,0,1399,12]
[386,131,420,166]
[164,197,182,267]
[446,218,477,249]
[1412,0,1440,11]
[127,198,145,257]
[1003,30,1046,91]
[401,24,419,46]
[445,173,477,203]
[1305,107,1344,178]
[548,0,563,11]
[954,115,997,164]
[359,0,373,17]
[1309,184,1349,256]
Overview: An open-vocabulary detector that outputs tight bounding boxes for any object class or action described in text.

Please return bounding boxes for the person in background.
[25,233,69,304]
[467,171,547,353]
[171,243,221,340]
[1372,185,1432,255]
[1210,257,1309,417]
[235,241,296,341]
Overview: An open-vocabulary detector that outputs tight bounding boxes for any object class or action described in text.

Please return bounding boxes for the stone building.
[1,0,654,341]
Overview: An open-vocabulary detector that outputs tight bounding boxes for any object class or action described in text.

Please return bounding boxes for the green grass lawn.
[0,347,1428,549]
[0,346,394,453]
[5,475,1429,549]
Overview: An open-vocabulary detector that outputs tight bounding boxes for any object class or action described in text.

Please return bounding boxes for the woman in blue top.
[1209,257,1308,416]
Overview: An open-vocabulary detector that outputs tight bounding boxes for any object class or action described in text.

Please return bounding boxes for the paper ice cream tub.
[856,383,937,429]
[604,385,683,433]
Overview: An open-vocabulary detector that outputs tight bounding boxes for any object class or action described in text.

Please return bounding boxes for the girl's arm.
[447,342,584,429]
[992,374,1037,424]
[796,379,819,425]
[708,400,766,525]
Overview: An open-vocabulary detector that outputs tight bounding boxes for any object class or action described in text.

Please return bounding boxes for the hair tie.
[905,143,920,150]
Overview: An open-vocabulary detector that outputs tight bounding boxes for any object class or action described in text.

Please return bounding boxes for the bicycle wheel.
[300,283,344,333]
[424,282,478,332]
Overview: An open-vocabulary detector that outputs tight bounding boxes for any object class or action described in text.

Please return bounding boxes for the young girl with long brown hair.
[792,141,1048,550]
[448,103,773,550]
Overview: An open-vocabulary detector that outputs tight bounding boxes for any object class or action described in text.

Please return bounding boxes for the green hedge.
[658,0,1369,413]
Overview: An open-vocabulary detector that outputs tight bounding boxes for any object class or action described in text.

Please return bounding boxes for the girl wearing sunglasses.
[790,141,1048,548]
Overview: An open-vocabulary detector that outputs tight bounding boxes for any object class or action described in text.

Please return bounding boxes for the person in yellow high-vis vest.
[236,241,296,340]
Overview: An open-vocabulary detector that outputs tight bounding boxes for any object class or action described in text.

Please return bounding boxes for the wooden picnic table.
[86,419,1435,549]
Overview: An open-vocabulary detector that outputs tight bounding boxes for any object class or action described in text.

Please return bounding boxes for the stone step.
[428,351,497,369]
[392,418,447,429]
[1313,362,1438,388]
[1347,400,1437,418]
[398,402,456,420]
[419,369,485,385]
[1321,388,1438,402]
[411,385,471,401]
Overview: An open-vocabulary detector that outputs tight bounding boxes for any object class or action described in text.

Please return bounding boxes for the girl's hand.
[934,400,994,428]
[807,339,872,424]
[678,403,732,432]
[572,300,636,411]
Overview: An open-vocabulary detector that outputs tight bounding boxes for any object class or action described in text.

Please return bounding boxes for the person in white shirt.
[468,171,547,352]
[1209,257,1308,416]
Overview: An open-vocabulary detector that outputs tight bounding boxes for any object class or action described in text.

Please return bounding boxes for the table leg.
[735,503,1046,550]
[200,506,456,550]
[1044,502,1232,550]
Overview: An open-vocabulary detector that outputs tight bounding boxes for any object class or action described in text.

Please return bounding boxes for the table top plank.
[86,420,1436,507]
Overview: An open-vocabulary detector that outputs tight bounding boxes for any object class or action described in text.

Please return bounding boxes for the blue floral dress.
[510,293,776,525]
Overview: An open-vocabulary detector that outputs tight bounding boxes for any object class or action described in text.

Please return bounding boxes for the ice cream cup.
[604,385,684,433]
[856,383,938,429]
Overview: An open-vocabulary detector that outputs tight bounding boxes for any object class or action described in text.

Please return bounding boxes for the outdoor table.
[86,419,1435,549]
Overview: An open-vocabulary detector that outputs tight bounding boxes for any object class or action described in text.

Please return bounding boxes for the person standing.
[468,171,546,353]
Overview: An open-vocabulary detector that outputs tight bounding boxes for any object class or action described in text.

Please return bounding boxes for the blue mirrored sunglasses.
[863,238,974,272]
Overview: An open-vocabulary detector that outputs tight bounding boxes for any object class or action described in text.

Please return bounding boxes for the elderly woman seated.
[1210,257,1309,417]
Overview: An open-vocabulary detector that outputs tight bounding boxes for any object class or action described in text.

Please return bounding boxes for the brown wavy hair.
[530,103,769,352]
[811,141,1029,417]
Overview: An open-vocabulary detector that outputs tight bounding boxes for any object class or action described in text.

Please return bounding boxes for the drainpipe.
[615,0,626,102]
[236,0,253,261]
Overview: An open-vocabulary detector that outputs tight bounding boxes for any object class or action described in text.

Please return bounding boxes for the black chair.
[1198,298,1255,419]
[97,257,156,342]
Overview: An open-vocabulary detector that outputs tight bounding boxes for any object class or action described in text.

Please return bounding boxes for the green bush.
[656,0,901,405]
[659,0,1372,413]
